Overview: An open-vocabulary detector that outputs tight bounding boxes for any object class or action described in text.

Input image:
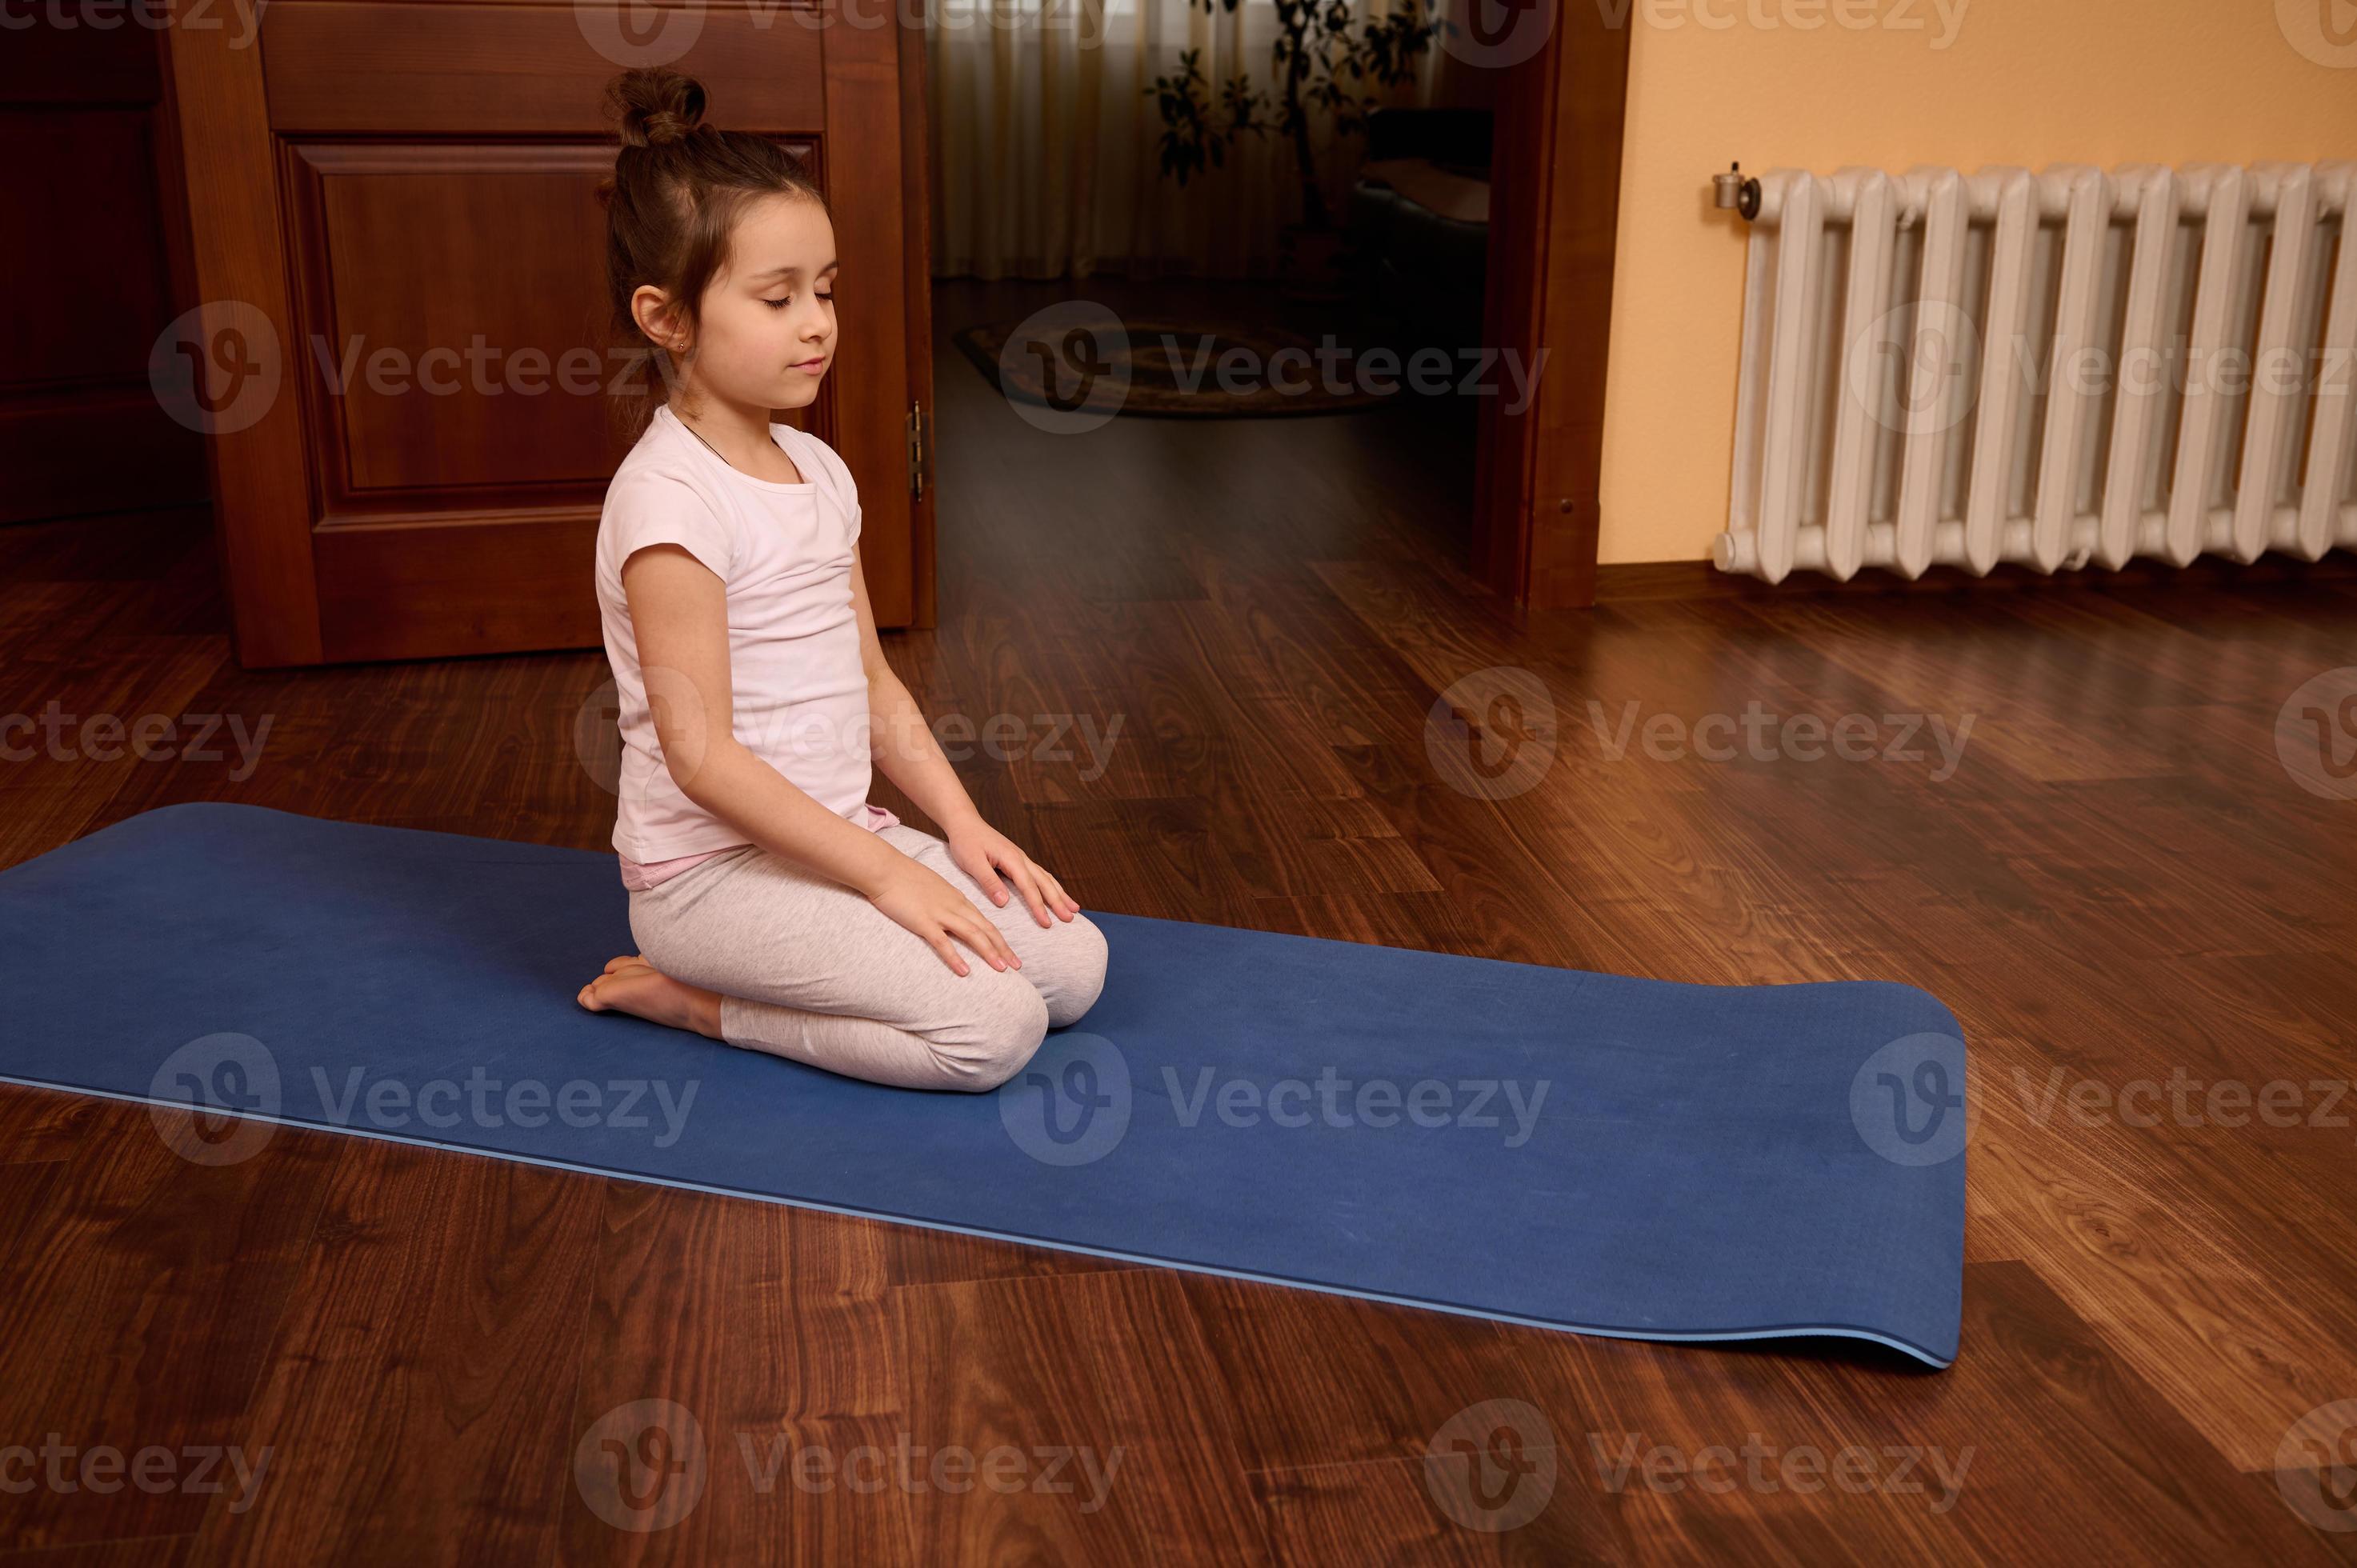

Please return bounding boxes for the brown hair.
[598,66,826,432]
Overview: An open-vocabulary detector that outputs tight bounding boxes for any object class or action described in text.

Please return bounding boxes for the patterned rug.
[953,314,1395,418]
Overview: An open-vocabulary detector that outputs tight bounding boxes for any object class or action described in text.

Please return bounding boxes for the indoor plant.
[1146,0,1437,298]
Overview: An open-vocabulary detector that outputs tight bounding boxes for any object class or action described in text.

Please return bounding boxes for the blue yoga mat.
[0,804,1966,1366]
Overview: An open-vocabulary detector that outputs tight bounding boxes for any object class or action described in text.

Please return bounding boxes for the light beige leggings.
[626,823,1107,1092]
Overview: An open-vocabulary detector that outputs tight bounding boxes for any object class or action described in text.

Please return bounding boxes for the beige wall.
[1596,0,2357,566]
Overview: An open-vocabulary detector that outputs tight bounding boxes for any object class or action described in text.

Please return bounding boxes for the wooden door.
[162,0,935,668]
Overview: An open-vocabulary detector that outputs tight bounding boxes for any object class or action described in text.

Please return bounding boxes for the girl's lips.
[794,358,826,372]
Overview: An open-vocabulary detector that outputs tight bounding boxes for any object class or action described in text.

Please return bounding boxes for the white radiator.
[1717,162,2357,583]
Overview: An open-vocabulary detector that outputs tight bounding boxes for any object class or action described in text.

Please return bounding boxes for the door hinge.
[906,401,927,498]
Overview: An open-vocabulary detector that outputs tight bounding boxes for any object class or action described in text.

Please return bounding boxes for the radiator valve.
[1712,162,1761,221]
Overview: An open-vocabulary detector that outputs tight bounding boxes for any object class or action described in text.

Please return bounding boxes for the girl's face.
[680,193,838,414]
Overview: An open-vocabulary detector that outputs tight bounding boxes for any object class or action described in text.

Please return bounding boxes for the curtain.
[926,0,1445,281]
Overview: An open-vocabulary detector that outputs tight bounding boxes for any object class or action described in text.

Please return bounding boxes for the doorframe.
[162,2,323,668]
[898,1,938,630]
[1471,7,1633,611]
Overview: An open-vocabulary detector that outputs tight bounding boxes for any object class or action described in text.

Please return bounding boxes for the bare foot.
[577,955,723,1039]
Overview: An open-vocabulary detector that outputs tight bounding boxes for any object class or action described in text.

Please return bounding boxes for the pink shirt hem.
[618,802,902,890]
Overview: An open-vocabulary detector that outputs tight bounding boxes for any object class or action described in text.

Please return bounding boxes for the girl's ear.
[631,285,688,353]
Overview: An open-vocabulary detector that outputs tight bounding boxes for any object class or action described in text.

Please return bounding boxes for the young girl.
[575,67,1106,1091]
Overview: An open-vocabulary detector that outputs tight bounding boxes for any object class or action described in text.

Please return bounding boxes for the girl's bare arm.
[847,546,1080,928]
[620,542,1019,972]
[843,547,986,836]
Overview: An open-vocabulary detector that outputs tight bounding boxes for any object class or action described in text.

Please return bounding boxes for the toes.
[603,954,646,975]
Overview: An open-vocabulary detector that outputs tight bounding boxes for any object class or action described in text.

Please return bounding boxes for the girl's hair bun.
[608,66,706,150]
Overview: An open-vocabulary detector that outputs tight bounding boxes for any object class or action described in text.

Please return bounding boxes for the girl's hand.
[946,821,1081,929]
[868,859,1021,978]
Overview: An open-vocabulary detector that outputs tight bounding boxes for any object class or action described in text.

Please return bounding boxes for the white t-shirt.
[595,403,895,863]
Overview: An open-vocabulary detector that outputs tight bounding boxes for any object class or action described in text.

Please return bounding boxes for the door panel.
[165,0,930,666]
[290,144,634,500]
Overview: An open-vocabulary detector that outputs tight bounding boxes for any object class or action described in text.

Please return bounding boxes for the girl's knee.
[933,978,1050,1092]
[1042,914,1110,1030]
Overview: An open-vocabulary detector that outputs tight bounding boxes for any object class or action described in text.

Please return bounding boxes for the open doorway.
[917,0,1629,614]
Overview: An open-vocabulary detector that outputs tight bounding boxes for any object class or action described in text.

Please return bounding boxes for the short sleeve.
[784,426,862,546]
[605,470,734,582]
[838,449,862,545]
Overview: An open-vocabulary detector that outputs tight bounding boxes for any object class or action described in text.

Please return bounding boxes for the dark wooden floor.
[4,276,2356,1563]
